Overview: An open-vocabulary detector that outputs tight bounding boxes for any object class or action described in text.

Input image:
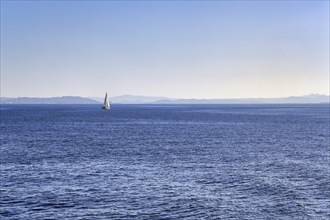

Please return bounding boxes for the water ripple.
[1,104,329,219]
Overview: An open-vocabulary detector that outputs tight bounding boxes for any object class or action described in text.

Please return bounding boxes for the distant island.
[1,94,329,104]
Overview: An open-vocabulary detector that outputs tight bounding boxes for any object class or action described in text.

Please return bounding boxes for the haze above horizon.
[1,1,329,99]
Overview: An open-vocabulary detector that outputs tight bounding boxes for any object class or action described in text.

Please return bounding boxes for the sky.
[1,1,329,99]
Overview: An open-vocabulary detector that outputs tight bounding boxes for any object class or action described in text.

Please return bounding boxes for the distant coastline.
[0,96,99,104]
[1,94,329,104]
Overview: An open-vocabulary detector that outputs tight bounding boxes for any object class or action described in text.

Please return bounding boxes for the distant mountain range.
[0,96,99,104]
[104,95,172,104]
[1,94,329,104]
[103,94,329,104]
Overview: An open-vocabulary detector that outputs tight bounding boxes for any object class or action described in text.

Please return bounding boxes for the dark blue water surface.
[1,104,329,219]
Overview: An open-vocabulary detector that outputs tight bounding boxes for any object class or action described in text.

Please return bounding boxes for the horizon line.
[1,93,329,100]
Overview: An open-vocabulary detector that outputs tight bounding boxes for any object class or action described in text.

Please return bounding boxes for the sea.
[0,104,329,219]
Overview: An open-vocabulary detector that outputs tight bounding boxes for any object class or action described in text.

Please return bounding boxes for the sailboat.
[102,92,110,110]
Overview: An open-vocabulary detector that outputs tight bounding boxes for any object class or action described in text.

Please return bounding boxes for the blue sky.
[1,1,329,98]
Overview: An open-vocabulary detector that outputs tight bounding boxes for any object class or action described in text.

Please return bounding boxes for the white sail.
[102,92,110,110]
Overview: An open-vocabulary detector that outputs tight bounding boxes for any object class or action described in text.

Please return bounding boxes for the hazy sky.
[1,1,329,98]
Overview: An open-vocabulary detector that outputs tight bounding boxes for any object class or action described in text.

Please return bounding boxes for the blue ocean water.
[0,104,329,219]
